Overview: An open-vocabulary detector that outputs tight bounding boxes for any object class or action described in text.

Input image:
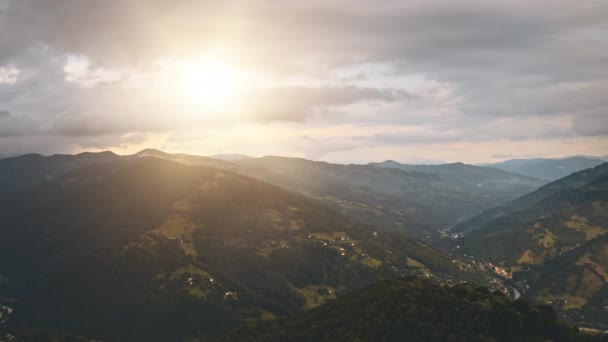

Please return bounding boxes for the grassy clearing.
[294,285,336,310]
[259,310,277,321]
[536,229,557,249]
[309,232,349,241]
[257,240,289,257]
[148,215,201,257]
[517,249,542,265]
[188,287,208,300]
[169,265,212,281]
[263,209,304,231]
[564,215,606,240]
[576,253,608,281]
[361,256,382,268]
[554,294,588,310]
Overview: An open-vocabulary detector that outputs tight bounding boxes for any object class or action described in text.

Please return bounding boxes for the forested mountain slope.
[457,163,608,329]
[0,158,483,341]
[222,276,602,342]
[485,157,606,181]
[234,156,543,240]
[372,160,544,199]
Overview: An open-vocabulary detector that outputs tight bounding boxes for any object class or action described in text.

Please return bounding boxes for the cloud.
[0,65,19,84]
[572,113,608,137]
[248,85,414,122]
[0,0,607,161]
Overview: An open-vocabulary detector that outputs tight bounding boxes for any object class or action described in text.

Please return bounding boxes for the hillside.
[221,276,599,342]
[454,162,608,235]
[529,235,608,330]
[233,157,543,240]
[0,158,484,341]
[0,151,121,199]
[457,163,608,329]
[485,157,606,181]
[0,151,544,242]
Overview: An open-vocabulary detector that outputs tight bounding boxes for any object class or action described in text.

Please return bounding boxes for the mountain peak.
[134,148,172,158]
[75,150,118,158]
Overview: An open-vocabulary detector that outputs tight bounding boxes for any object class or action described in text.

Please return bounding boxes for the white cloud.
[0,0,607,161]
[0,65,19,84]
[63,54,122,88]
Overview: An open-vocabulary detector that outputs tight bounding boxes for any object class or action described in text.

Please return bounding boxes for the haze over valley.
[1,1,608,341]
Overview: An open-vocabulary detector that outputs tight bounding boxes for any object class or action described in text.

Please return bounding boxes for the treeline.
[221,276,608,342]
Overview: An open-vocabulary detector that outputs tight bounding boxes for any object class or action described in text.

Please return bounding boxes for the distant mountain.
[0,151,544,241]
[457,162,608,329]
[485,156,606,181]
[211,153,253,161]
[233,157,544,240]
[372,160,544,200]
[0,158,483,341]
[222,276,591,342]
[0,149,238,199]
[454,162,608,235]
[0,151,121,198]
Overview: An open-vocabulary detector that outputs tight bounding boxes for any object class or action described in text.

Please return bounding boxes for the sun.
[176,53,245,108]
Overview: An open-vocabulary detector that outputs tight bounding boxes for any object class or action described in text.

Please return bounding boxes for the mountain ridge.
[456,162,608,329]
[1,150,545,241]
[0,157,486,341]
[484,156,606,181]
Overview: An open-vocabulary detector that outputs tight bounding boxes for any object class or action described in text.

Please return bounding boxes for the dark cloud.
[0,0,607,159]
[0,110,10,118]
[572,113,608,137]
[250,85,414,122]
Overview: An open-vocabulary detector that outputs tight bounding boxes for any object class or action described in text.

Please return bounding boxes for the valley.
[0,151,606,340]
[452,164,608,330]
[0,156,490,341]
[3,2,608,340]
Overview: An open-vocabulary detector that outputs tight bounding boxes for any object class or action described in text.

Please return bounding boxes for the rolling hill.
[221,276,596,342]
[0,149,237,200]
[485,157,606,181]
[530,235,608,330]
[0,157,485,341]
[0,151,121,199]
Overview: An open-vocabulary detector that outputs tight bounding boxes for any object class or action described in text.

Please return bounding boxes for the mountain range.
[232,157,544,240]
[371,160,543,202]
[484,156,607,181]
[1,150,607,339]
[0,150,545,241]
[457,162,608,329]
[0,157,486,341]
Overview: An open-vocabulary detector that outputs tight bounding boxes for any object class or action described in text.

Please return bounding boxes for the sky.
[0,0,607,164]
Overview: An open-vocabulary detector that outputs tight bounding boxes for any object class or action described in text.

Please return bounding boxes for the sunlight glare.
[176,53,246,109]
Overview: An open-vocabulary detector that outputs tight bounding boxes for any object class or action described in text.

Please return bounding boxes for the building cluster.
[488,263,512,279]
